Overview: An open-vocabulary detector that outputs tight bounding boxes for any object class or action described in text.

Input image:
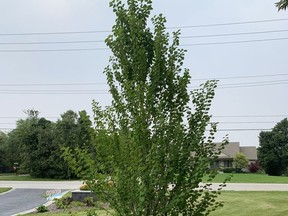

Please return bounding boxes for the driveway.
[0,181,82,215]
[0,188,48,216]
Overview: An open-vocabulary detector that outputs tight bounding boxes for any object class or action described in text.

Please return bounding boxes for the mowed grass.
[206,173,288,183]
[0,173,67,181]
[211,191,288,216]
[24,192,288,216]
[0,187,12,194]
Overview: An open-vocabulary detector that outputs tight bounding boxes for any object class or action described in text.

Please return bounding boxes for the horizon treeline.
[0,109,95,179]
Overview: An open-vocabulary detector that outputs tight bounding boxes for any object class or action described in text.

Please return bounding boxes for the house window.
[224,161,233,168]
[211,161,219,169]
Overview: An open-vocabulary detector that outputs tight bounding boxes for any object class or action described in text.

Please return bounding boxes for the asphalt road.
[208,183,288,191]
[0,181,82,189]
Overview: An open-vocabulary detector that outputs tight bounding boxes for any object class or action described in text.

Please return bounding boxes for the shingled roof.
[215,142,257,161]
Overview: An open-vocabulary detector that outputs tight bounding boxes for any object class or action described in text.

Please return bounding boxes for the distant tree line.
[0,109,94,179]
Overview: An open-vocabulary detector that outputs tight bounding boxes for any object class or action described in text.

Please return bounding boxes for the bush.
[54,197,72,209]
[84,196,94,207]
[86,209,98,216]
[36,205,48,213]
[222,167,242,173]
[248,161,261,173]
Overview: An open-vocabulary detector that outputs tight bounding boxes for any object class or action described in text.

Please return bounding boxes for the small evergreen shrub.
[84,196,94,207]
[222,167,242,173]
[54,197,72,209]
[36,205,48,213]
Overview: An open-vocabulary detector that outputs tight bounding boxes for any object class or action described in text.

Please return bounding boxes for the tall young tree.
[276,0,288,10]
[65,0,227,215]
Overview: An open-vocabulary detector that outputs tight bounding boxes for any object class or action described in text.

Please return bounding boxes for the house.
[212,142,257,168]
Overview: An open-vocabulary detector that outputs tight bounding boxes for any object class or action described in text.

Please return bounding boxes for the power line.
[181,37,288,47]
[190,79,288,89]
[217,121,278,124]
[192,73,288,81]
[217,81,288,89]
[0,73,287,87]
[0,123,16,125]
[0,83,107,87]
[212,115,287,118]
[0,18,287,36]
[217,128,272,131]
[0,48,108,52]
[0,37,287,52]
[0,79,287,94]
[220,79,288,86]
[180,29,288,39]
[167,18,288,29]
[0,115,285,119]
[218,80,288,88]
[0,117,58,119]
[0,39,105,45]
[1,29,288,46]
[0,121,277,124]
[0,91,109,95]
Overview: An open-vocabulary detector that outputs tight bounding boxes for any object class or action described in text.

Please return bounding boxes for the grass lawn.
[211,191,288,216]
[0,187,12,194]
[24,209,110,216]
[23,191,288,216]
[207,173,288,183]
[0,173,68,181]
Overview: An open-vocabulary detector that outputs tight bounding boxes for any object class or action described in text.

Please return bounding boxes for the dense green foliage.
[276,0,288,10]
[0,109,94,179]
[64,0,228,215]
[258,118,288,176]
[233,153,248,170]
[0,132,9,171]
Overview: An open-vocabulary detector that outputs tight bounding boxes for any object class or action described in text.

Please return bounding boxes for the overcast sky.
[0,0,287,147]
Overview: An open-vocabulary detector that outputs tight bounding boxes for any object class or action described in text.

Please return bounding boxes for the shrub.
[222,167,242,173]
[36,205,48,213]
[248,161,261,173]
[83,196,94,207]
[70,200,85,207]
[86,209,98,216]
[54,197,72,209]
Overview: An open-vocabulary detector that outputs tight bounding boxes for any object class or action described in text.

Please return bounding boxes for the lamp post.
[13,162,19,175]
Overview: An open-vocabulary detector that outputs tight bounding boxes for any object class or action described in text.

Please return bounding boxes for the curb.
[0,188,15,196]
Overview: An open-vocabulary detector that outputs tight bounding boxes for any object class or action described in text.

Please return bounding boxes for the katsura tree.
[63,0,228,215]
[276,0,288,10]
